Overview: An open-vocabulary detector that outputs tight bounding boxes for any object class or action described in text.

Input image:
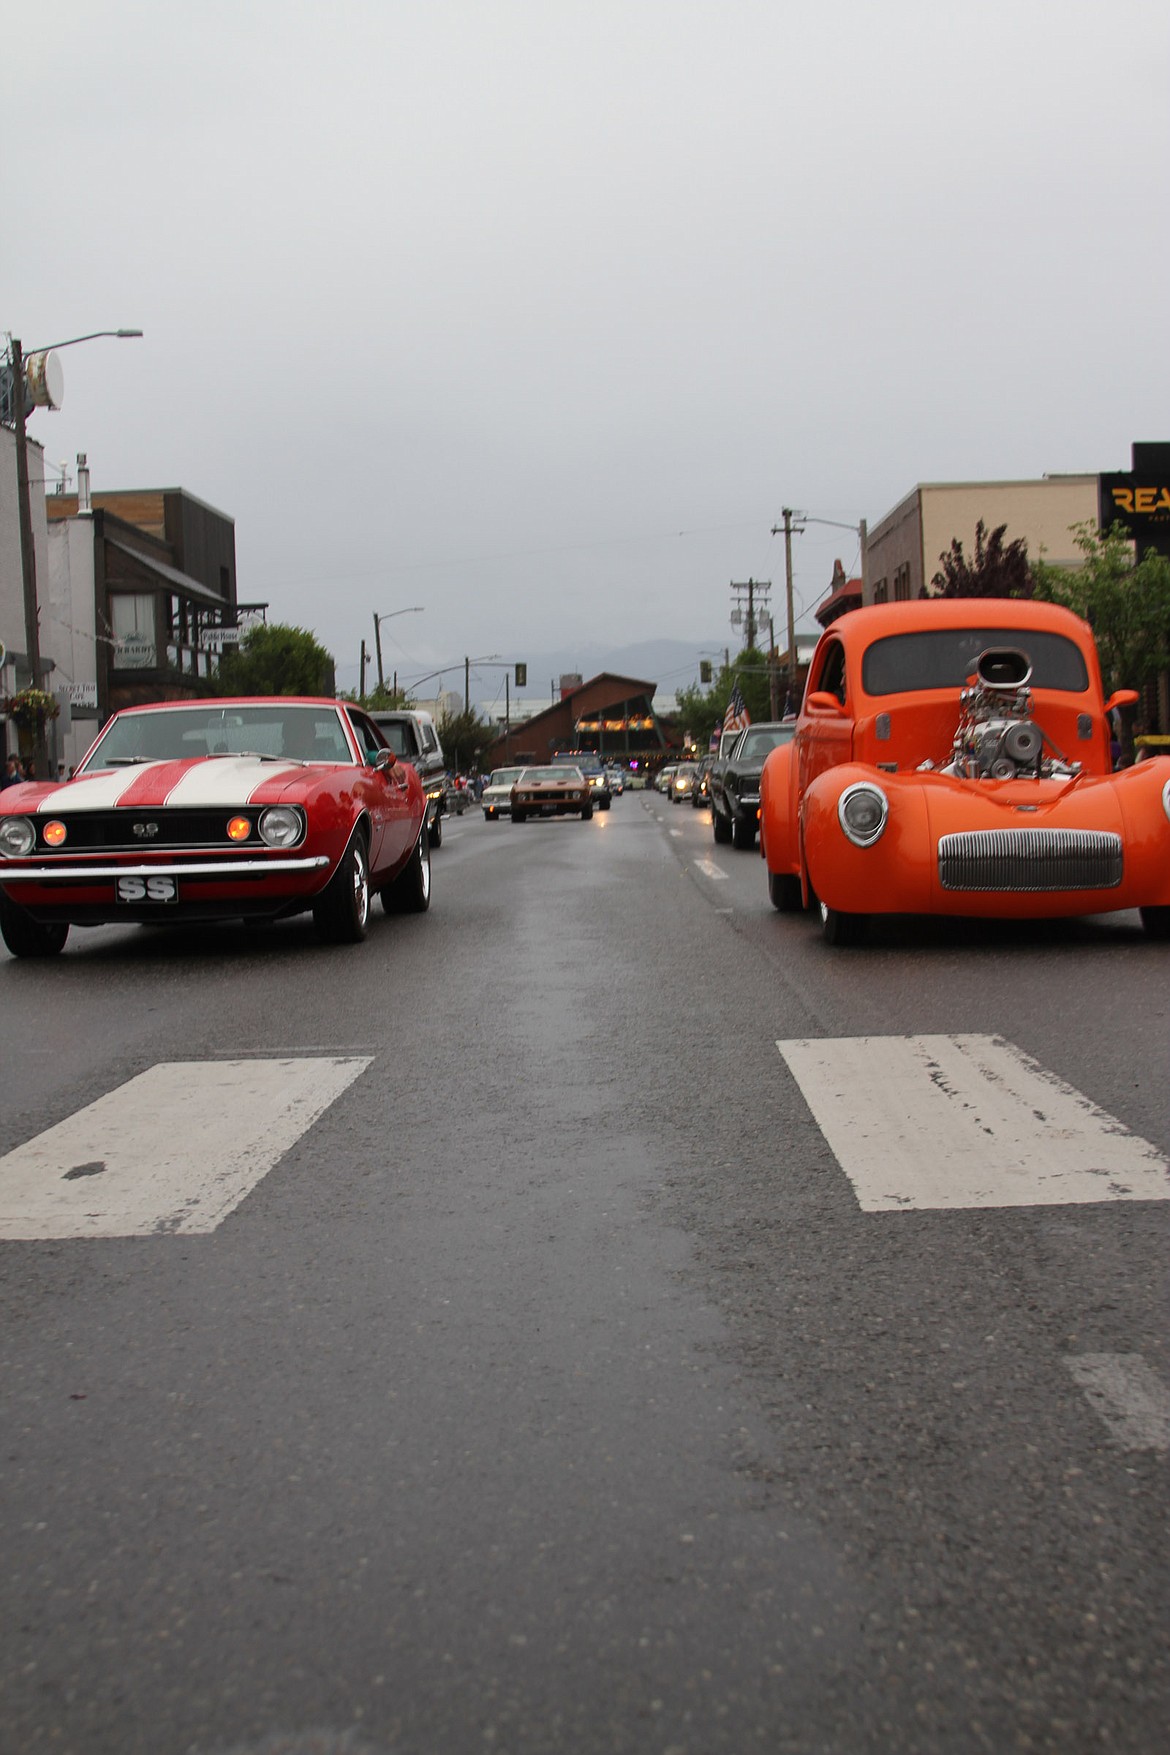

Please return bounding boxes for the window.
[861,628,1090,696]
[815,641,847,704]
[110,593,158,670]
[873,577,889,605]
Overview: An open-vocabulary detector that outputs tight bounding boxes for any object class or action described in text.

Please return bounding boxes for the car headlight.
[837,782,889,847]
[1162,777,1170,824]
[0,816,36,857]
[258,806,304,848]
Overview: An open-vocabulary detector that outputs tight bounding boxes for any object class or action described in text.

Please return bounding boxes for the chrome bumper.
[0,855,331,884]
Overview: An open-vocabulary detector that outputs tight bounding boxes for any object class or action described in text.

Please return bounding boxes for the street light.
[373,606,424,691]
[6,327,143,778]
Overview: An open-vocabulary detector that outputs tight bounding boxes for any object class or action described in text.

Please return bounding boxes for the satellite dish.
[24,350,65,411]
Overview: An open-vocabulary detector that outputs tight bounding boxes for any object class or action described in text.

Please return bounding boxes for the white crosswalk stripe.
[0,1058,371,1239]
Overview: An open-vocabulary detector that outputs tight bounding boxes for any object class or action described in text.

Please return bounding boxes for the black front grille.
[37,810,251,853]
[938,828,1124,892]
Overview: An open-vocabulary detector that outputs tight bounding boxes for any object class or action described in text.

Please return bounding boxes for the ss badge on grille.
[132,822,160,839]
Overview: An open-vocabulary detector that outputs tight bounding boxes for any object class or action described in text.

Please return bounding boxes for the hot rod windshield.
[861,628,1090,697]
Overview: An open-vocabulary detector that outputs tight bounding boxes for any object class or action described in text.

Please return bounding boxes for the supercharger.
[938,647,1078,781]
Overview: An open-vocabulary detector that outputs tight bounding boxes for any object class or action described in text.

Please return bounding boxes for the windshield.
[489,768,526,786]
[861,628,1090,696]
[521,766,582,783]
[735,728,793,762]
[83,705,354,770]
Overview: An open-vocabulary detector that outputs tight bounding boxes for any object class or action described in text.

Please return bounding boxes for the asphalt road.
[1,791,1167,1755]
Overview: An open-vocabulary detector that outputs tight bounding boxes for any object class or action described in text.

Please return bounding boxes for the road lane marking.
[0,1058,371,1240]
[776,1034,1170,1212]
[669,828,683,838]
[693,857,729,881]
[1066,1355,1170,1452]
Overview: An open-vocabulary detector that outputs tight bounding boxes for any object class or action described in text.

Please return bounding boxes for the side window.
[421,723,438,754]
[816,641,847,705]
[348,711,385,763]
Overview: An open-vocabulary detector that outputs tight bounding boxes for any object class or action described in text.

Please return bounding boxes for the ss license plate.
[116,875,178,904]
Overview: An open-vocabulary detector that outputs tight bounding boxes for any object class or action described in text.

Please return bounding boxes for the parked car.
[482,765,526,820]
[0,698,431,957]
[368,707,447,847]
[709,723,796,849]
[759,598,1170,944]
[511,765,593,822]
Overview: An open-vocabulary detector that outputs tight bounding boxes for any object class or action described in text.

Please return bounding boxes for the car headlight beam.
[838,782,889,847]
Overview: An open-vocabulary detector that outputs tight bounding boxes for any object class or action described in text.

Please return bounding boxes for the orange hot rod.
[758,598,1170,946]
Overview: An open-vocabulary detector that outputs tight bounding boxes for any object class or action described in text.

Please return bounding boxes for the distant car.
[482,766,526,820]
[709,723,796,849]
[760,598,1170,944]
[368,707,447,847]
[606,766,625,796]
[0,697,431,957]
[555,751,611,809]
[691,755,714,807]
[511,765,593,822]
[656,765,678,795]
[670,762,698,804]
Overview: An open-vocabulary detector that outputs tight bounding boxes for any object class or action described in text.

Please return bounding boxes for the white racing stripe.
[161,757,306,805]
[777,1034,1170,1212]
[0,1058,371,1240]
[1066,1355,1170,1452]
[34,767,158,812]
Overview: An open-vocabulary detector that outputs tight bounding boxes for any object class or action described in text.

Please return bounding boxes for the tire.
[819,900,865,946]
[600,797,611,811]
[513,809,527,824]
[732,817,756,851]
[1140,905,1170,940]
[712,809,732,846]
[581,803,593,820]
[313,830,370,943]
[768,871,803,912]
[0,894,69,958]
[382,822,432,914]
[428,813,443,849]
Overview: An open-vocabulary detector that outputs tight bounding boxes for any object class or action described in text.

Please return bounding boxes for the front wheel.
[512,808,527,824]
[313,831,370,943]
[712,809,732,846]
[382,823,432,914]
[732,817,756,851]
[428,813,443,850]
[768,871,803,912]
[1140,905,1170,940]
[819,900,865,947]
[581,803,593,820]
[0,894,69,958]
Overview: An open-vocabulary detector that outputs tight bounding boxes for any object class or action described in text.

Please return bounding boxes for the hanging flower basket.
[3,687,60,730]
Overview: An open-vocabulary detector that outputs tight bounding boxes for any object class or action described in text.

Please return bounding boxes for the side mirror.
[1103,689,1139,715]
[373,747,397,772]
[806,690,844,713]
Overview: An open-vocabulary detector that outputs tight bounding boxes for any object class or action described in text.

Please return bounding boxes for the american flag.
[722,683,750,735]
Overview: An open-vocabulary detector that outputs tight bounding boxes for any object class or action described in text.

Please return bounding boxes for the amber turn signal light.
[43,820,67,846]
[226,816,253,842]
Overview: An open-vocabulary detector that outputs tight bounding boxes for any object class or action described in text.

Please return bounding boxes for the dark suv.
[554,752,611,810]
[709,722,795,849]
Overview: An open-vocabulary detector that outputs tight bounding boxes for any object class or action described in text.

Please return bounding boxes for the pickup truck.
[708,721,796,849]
[369,708,448,847]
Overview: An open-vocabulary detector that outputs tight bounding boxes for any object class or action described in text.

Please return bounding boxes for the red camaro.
[0,698,431,957]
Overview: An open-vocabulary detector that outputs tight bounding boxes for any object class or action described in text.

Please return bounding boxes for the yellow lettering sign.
[1112,488,1134,513]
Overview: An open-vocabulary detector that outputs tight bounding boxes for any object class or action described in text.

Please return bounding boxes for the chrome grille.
[938,828,1123,892]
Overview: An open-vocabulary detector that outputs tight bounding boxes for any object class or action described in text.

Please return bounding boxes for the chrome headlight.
[1162,777,1170,824]
[258,806,304,848]
[0,816,36,858]
[838,782,889,847]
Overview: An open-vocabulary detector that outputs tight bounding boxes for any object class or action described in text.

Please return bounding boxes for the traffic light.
[515,663,527,687]
[699,659,712,684]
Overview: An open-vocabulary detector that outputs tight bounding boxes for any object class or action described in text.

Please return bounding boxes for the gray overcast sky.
[6,0,1169,695]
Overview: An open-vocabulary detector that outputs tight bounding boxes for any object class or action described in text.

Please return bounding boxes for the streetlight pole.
[6,328,142,778]
[372,606,424,693]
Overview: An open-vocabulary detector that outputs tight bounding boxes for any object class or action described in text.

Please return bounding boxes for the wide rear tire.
[0,894,69,958]
[382,824,432,914]
[313,830,370,943]
[1140,905,1170,940]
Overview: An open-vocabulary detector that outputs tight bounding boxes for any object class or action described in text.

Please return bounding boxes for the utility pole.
[729,578,771,652]
[373,613,384,691]
[10,340,49,779]
[465,656,470,715]
[359,639,368,700]
[770,509,805,696]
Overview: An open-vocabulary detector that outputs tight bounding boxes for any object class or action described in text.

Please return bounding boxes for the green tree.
[217,624,336,696]
[1033,522,1170,752]
[340,681,411,710]
[931,520,1033,598]
[438,706,497,774]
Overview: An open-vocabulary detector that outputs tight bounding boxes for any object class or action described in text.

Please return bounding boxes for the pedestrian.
[2,753,25,788]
